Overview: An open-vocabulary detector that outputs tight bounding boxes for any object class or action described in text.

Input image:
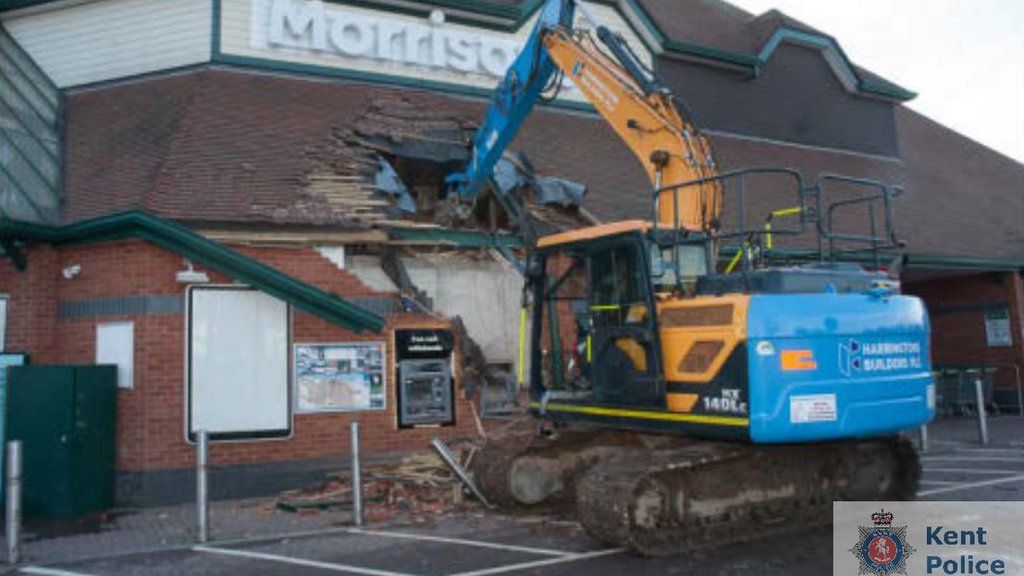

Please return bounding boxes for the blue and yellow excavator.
[447,0,934,555]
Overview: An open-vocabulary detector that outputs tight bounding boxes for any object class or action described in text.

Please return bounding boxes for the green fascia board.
[0,211,385,332]
[755,28,914,100]
[663,39,761,69]
[215,53,596,113]
[857,78,917,101]
[384,226,524,248]
[0,0,52,11]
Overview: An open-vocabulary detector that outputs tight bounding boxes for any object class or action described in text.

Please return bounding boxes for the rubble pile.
[277,444,482,522]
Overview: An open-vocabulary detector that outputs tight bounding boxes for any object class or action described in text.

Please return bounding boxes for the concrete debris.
[276,447,482,522]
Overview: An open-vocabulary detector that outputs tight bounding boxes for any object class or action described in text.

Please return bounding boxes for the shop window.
[96,321,133,389]
[187,286,291,441]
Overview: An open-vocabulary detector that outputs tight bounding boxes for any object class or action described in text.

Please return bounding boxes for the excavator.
[443,0,933,556]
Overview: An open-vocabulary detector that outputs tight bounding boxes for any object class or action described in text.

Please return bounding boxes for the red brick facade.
[905,272,1024,386]
[0,239,479,473]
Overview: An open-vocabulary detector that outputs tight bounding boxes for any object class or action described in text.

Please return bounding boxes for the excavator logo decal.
[780,349,817,371]
[839,339,864,377]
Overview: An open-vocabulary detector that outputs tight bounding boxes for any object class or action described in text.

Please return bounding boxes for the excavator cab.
[526,169,934,444]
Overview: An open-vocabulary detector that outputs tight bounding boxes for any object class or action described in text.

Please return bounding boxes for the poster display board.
[188,286,291,441]
[294,342,386,413]
[984,309,1013,347]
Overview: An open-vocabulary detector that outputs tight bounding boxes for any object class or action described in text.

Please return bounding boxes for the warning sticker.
[790,394,837,423]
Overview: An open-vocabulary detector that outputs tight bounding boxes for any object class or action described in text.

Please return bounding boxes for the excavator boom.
[446,0,720,232]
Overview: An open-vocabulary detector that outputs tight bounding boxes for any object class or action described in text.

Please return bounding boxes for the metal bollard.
[6,441,22,565]
[974,378,989,446]
[196,430,209,543]
[919,424,929,453]
[350,422,363,527]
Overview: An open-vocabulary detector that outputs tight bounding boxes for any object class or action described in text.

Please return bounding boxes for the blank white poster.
[188,287,289,439]
[96,321,134,389]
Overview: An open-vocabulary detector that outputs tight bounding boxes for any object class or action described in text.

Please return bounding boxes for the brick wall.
[0,239,480,473]
[904,271,1024,385]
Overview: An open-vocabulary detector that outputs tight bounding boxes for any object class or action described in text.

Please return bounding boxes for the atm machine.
[394,329,455,428]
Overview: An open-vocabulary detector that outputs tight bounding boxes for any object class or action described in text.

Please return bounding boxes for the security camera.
[62,264,81,279]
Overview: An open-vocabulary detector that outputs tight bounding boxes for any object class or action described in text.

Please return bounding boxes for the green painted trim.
[214,53,597,113]
[383,226,524,248]
[211,0,221,59]
[756,28,915,100]
[0,211,385,332]
[663,39,761,69]
[621,0,666,44]
[857,78,917,101]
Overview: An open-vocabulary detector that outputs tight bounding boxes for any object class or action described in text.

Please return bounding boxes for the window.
[589,244,647,325]
[187,286,291,441]
[96,321,134,389]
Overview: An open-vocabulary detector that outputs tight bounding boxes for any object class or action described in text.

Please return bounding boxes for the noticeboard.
[984,309,1013,347]
[294,342,386,413]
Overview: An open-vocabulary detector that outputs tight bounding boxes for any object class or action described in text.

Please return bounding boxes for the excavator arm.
[446,0,722,232]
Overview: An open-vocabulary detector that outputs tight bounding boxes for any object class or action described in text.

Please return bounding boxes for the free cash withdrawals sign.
[221,0,654,103]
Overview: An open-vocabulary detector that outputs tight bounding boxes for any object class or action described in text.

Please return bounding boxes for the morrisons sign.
[222,0,654,100]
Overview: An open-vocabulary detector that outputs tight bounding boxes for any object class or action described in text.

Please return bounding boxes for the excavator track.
[471,430,919,557]
[575,436,920,556]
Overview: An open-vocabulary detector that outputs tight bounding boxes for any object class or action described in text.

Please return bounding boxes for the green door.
[5,365,116,517]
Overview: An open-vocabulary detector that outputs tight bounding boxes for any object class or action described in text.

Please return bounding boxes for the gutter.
[0,210,385,332]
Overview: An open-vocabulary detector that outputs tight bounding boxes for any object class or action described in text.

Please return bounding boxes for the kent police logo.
[847,509,915,575]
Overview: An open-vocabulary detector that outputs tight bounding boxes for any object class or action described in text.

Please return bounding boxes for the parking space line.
[194,545,417,576]
[346,528,569,557]
[919,480,959,486]
[924,467,1024,475]
[20,567,102,576]
[946,447,1024,453]
[918,474,1024,497]
[447,548,624,576]
[922,456,1023,463]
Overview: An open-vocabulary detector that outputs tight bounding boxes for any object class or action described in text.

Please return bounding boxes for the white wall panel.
[3,0,211,88]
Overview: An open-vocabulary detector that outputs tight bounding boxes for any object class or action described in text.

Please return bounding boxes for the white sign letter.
[330,16,374,56]
[270,0,327,50]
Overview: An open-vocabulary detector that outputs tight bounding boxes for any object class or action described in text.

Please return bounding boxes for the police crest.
[847,509,916,575]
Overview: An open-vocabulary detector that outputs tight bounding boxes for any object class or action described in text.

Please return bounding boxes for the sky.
[728,0,1024,163]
